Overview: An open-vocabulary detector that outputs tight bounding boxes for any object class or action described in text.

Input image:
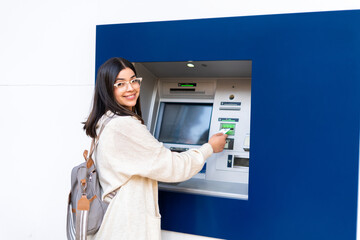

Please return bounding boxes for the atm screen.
[155,102,213,145]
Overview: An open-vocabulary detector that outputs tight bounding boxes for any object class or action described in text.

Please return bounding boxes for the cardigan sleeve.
[97,116,213,184]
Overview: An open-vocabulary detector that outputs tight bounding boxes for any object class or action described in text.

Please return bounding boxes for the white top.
[88,114,213,240]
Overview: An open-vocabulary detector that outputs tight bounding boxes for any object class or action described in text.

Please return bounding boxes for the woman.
[83,57,227,240]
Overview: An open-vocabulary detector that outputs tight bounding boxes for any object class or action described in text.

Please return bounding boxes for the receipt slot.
[136,61,251,200]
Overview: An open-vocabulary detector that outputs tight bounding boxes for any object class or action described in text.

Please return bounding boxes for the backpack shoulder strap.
[88,116,114,159]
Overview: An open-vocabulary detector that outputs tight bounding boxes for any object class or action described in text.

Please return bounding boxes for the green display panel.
[220,123,236,135]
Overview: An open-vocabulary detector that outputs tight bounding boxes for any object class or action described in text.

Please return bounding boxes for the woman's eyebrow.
[115,75,136,81]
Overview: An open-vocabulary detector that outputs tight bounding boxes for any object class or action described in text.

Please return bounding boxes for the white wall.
[96,0,360,25]
[0,0,96,239]
[0,0,359,239]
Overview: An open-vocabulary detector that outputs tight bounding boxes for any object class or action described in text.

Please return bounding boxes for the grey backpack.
[66,117,113,240]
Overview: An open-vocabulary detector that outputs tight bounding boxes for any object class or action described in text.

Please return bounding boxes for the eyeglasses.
[113,77,142,90]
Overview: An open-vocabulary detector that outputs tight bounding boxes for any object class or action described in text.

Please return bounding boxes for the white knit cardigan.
[88,114,213,240]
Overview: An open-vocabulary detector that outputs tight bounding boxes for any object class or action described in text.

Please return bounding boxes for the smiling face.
[113,68,140,111]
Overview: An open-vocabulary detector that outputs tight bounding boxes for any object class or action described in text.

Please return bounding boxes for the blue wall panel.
[96,10,360,240]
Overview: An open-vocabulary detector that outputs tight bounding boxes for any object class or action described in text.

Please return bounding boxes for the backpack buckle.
[81,179,87,194]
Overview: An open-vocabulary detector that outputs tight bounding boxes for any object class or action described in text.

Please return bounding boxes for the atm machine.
[137,62,251,200]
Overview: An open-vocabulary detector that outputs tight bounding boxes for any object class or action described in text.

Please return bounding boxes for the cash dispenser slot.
[233,156,249,168]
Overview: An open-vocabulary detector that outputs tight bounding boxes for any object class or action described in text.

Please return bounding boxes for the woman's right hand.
[208,133,228,153]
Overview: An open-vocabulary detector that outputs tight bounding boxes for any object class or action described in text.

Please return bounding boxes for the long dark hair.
[83,57,144,138]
